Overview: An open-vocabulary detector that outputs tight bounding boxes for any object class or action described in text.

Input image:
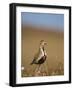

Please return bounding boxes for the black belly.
[37,55,46,64]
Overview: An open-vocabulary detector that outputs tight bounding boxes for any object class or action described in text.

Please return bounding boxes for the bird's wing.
[31,52,39,64]
[33,50,44,63]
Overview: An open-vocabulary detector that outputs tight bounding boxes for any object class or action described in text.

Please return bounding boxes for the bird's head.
[40,40,47,47]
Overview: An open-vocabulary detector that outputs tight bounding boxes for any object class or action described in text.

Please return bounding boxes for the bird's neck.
[42,46,44,51]
[39,46,45,52]
[39,46,46,56]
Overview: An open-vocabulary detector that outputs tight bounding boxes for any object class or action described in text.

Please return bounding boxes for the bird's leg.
[38,64,41,71]
[35,64,41,72]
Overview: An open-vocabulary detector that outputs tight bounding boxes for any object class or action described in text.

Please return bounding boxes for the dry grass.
[21,62,64,77]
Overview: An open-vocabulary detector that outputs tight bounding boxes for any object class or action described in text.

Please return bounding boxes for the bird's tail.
[30,59,35,65]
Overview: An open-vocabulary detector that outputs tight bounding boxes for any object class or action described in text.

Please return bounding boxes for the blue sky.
[21,12,64,30]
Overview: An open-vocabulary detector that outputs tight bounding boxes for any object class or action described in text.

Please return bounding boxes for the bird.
[30,40,47,66]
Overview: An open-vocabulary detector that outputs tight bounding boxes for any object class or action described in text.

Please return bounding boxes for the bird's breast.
[40,48,44,56]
